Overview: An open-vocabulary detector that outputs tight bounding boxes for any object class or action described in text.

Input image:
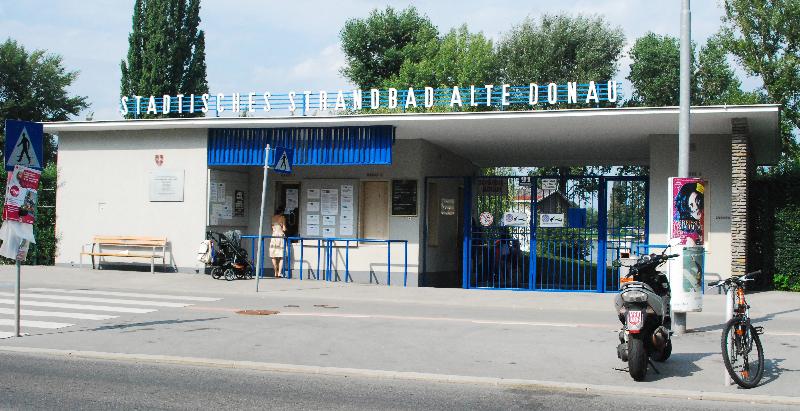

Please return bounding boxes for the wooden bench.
[80,236,167,273]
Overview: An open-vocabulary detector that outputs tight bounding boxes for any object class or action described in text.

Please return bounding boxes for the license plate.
[627,310,643,328]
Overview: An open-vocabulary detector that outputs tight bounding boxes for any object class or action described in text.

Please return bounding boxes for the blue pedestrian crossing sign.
[272,147,293,174]
[5,120,44,171]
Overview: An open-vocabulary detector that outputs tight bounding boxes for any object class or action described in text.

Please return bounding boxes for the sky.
[0,0,754,120]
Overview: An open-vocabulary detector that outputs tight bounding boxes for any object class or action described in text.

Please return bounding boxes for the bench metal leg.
[151,255,155,274]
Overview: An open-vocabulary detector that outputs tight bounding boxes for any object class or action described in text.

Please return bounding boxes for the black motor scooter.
[615,242,679,381]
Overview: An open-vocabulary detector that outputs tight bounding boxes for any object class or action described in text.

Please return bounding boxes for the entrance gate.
[465,175,647,292]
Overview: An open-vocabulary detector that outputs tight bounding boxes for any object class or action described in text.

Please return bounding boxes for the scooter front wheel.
[628,334,648,381]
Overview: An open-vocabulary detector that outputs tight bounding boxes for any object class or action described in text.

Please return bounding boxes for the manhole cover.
[236,310,279,316]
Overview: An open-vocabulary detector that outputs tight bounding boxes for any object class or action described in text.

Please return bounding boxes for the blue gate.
[464,175,648,292]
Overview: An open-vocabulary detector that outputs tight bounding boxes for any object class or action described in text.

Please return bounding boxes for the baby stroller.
[205,230,254,281]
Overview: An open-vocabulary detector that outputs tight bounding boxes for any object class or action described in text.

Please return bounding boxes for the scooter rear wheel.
[628,334,648,381]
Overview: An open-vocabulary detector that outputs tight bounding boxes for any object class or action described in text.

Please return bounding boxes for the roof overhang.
[44,105,781,167]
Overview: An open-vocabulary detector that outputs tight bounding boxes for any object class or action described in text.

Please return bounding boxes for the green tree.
[120,0,208,118]
[627,32,759,107]
[339,6,438,89]
[389,25,499,88]
[496,14,626,90]
[0,38,89,265]
[627,33,687,106]
[721,0,800,158]
[0,39,89,161]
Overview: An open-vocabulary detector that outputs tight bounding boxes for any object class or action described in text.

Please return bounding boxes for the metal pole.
[675,0,692,335]
[724,286,734,385]
[255,144,270,292]
[15,261,21,337]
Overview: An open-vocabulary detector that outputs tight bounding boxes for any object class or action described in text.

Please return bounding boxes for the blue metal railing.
[241,235,408,287]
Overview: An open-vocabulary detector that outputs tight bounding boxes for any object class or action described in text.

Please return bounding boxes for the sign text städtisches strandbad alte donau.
[120,81,620,116]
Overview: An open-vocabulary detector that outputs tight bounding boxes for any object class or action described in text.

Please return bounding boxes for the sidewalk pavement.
[1,265,799,404]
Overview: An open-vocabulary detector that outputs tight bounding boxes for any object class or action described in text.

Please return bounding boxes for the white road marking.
[0,318,73,329]
[0,292,188,308]
[26,288,221,302]
[0,307,117,321]
[0,299,155,313]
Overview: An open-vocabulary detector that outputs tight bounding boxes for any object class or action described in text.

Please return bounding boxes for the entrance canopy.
[45,105,780,167]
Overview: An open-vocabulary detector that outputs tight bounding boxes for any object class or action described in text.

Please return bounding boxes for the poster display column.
[667,177,707,313]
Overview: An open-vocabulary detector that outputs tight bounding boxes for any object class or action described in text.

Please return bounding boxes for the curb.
[1,346,798,406]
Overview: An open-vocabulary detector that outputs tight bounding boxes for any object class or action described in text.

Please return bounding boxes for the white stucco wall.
[648,134,733,281]
[55,129,208,272]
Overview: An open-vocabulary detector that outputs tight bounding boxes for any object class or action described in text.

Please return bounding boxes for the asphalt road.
[0,352,794,411]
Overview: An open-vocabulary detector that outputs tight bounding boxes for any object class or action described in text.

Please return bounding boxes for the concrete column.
[730,118,752,277]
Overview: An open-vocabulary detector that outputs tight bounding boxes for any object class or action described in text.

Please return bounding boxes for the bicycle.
[709,270,765,389]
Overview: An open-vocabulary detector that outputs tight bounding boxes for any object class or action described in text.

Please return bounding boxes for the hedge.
[749,168,800,291]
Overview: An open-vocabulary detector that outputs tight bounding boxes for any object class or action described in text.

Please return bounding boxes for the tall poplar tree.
[120,0,208,118]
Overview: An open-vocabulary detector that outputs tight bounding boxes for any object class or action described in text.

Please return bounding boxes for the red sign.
[3,165,41,224]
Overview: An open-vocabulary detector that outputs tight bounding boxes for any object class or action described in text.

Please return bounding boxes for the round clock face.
[479,212,494,227]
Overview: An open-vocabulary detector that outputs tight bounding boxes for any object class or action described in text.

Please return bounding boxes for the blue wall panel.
[208,126,394,166]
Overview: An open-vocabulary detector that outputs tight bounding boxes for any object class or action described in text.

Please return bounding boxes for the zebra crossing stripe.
[0,299,155,313]
[26,288,221,302]
[0,292,189,308]
[0,307,117,321]
[0,318,73,329]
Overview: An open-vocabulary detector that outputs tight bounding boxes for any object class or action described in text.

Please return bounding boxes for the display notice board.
[208,169,249,227]
[391,179,417,216]
[300,179,359,239]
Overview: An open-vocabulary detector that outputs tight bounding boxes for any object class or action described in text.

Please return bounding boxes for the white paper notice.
[341,185,354,196]
[306,201,320,212]
[322,227,336,237]
[209,183,219,202]
[307,214,320,225]
[306,224,320,236]
[340,209,354,223]
[222,196,233,219]
[321,189,339,215]
[211,204,224,223]
[323,215,336,226]
[307,188,320,199]
[286,188,299,211]
[217,183,226,200]
[339,224,353,236]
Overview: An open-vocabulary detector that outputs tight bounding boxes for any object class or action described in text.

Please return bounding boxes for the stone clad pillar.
[730,118,752,277]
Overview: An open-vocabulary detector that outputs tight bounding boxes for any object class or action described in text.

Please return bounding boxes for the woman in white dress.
[269,206,287,278]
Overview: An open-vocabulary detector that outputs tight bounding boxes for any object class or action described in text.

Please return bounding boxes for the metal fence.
[242,235,408,287]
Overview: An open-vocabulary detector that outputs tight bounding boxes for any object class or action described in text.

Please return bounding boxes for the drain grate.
[236,310,279,316]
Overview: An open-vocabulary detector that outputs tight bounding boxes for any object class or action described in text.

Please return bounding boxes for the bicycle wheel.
[721,318,764,388]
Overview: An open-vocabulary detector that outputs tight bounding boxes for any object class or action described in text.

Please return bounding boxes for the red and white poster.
[3,165,41,225]
[669,177,706,246]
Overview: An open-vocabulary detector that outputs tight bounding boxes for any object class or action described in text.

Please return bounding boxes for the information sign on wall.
[391,180,417,216]
[149,169,185,202]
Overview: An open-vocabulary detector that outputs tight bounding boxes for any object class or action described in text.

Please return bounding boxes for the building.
[45,103,780,291]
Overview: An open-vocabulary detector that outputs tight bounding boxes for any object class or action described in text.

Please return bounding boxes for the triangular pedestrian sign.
[7,127,41,170]
[273,149,292,174]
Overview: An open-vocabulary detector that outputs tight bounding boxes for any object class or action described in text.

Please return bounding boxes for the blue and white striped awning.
[208,125,394,166]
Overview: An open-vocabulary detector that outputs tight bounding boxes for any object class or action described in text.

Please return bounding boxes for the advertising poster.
[670,178,706,246]
[3,165,41,224]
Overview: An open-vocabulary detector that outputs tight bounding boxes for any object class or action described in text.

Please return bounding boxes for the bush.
[774,207,800,291]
